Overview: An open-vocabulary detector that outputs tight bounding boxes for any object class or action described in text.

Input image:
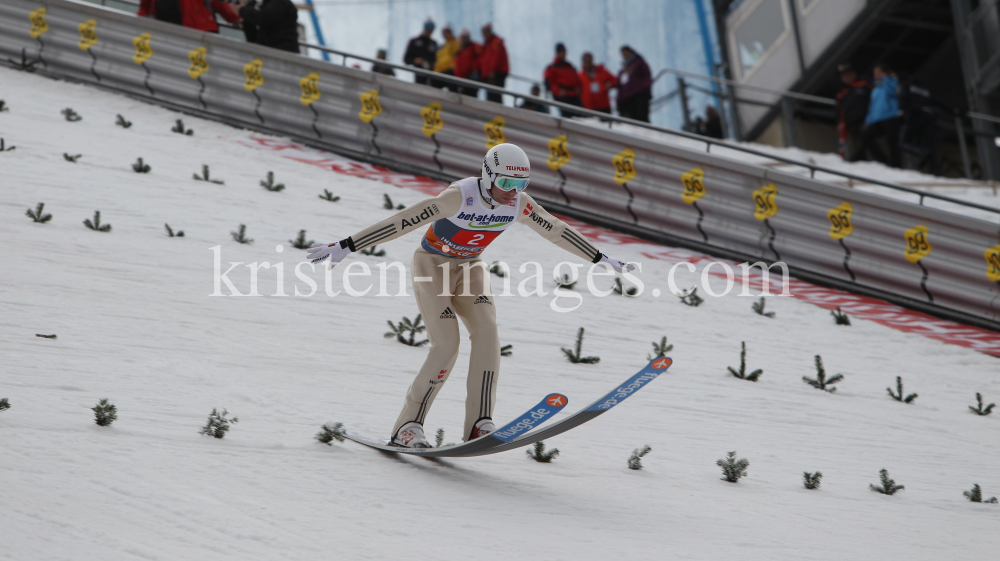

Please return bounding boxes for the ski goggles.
[494,175,530,192]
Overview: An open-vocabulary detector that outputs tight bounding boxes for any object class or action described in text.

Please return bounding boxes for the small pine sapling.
[83,211,111,232]
[968,393,995,416]
[383,194,405,210]
[115,114,132,128]
[26,203,52,223]
[0,398,10,411]
[501,344,513,357]
[260,171,285,192]
[360,245,386,256]
[319,189,341,202]
[231,224,253,245]
[677,286,704,307]
[8,48,40,71]
[803,471,823,489]
[802,355,843,393]
[628,445,652,470]
[63,153,81,163]
[0,100,8,112]
[561,327,600,364]
[35,333,57,339]
[435,428,445,447]
[752,297,775,318]
[554,273,577,289]
[193,164,224,184]
[612,277,638,297]
[172,119,194,135]
[831,307,851,325]
[727,341,762,381]
[132,157,151,173]
[199,408,238,439]
[0,138,15,152]
[385,315,429,347]
[870,468,904,495]
[647,336,673,360]
[526,441,559,463]
[61,108,82,122]
[164,223,184,237]
[887,376,917,403]
[290,230,314,249]
[91,398,118,426]
[315,422,346,445]
[964,484,998,503]
[717,451,749,482]
[490,261,507,278]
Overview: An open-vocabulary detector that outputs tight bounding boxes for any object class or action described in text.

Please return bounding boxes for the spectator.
[404,19,438,86]
[479,23,509,103]
[452,29,482,96]
[579,52,616,114]
[898,78,949,175]
[835,63,871,159]
[851,62,902,167]
[702,106,724,138]
[372,49,396,77]
[543,43,583,117]
[433,24,460,88]
[616,45,652,122]
[137,0,241,32]
[517,84,549,113]
[236,0,299,54]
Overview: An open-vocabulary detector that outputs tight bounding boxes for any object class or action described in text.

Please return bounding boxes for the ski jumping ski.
[344,357,672,458]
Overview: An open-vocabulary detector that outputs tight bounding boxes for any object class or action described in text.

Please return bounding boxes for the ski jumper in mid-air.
[308,143,635,448]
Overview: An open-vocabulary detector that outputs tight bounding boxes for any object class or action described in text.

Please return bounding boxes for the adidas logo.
[440,307,456,319]
[474,295,492,305]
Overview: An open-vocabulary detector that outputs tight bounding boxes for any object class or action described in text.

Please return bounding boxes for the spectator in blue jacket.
[850,62,902,167]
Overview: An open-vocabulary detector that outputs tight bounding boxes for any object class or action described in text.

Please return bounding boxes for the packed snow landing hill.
[1,66,998,561]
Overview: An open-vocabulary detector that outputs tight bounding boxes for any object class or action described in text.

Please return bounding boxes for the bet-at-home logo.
[457,212,513,229]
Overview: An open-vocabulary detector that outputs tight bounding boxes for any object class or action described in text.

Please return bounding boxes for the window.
[732,0,788,78]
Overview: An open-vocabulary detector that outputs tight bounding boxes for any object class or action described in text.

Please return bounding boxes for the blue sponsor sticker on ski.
[585,357,672,412]
[489,393,568,443]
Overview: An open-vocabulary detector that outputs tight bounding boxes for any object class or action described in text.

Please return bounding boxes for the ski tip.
[648,357,673,370]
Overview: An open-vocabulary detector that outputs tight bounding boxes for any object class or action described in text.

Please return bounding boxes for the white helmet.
[482,143,530,192]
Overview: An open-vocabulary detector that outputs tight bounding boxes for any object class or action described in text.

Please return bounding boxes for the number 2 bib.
[421,177,520,259]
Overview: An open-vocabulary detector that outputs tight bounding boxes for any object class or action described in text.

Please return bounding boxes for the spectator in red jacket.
[452,29,482,97]
[137,0,241,33]
[579,52,617,114]
[543,43,583,117]
[616,45,652,122]
[479,23,508,103]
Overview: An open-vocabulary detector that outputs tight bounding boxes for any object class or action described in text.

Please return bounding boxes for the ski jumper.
[342,177,602,441]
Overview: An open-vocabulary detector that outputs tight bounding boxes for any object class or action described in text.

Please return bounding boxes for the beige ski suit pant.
[391,249,500,442]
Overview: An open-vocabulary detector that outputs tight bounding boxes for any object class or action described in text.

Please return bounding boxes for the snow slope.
[2,66,999,561]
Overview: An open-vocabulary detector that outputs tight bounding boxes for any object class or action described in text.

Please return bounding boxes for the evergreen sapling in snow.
[0,398,9,412]
[91,398,117,426]
[200,408,238,438]
[436,428,445,448]
[554,273,577,289]
[0,138,15,152]
[963,484,998,503]
[319,189,340,202]
[803,471,823,489]
[0,100,8,112]
[83,211,111,232]
[612,277,638,297]
[193,165,224,184]
[290,230,314,249]
[752,297,775,317]
[26,203,52,223]
[490,261,507,278]
[727,341,762,381]
[171,119,193,135]
[260,171,285,192]
[887,376,917,403]
[646,336,673,361]
[802,355,843,392]
[385,315,428,347]
[164,223,184,237]
[968,393,995,416]
[315,422,346,445]
[115,114,132,128]
[360,245,386,256]
[562,327,600,364]
[132,157,151,173]
[831,307,851,325]
[677,286,704,307]
[63,153,81,162]
[61,108,82,122]
[231,224,253,244]
[501,344,513,357]
[628,445,651,470]
[526,441,559,462]
[870,469,904,495]
[717,451,749,482]
[35,333,57,339]
[383,194,405,210]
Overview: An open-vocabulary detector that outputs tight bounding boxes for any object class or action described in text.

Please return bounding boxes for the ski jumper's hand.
[600,253,636,273]
[307,240,352,269]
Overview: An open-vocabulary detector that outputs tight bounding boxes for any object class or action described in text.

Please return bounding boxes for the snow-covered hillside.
[1,66,999,561]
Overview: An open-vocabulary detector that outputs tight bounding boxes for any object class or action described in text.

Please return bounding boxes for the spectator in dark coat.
[372,49,396,76]
[517,84,549,113]
[236,0,299,54]
[701,106,724,138]
[616,45,652,122]
[898,78,950,175]
[452,29,482,97]
[544,43,583,117]
[138,0,241,33]
[479,23,509,103]
[851,62,902,167]
[404,19,438,85]
[579,52,617,114]
[835,63,871,159]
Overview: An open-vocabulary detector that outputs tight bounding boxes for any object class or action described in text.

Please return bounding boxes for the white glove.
[600,253,637,273]
[307,240,352,269]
